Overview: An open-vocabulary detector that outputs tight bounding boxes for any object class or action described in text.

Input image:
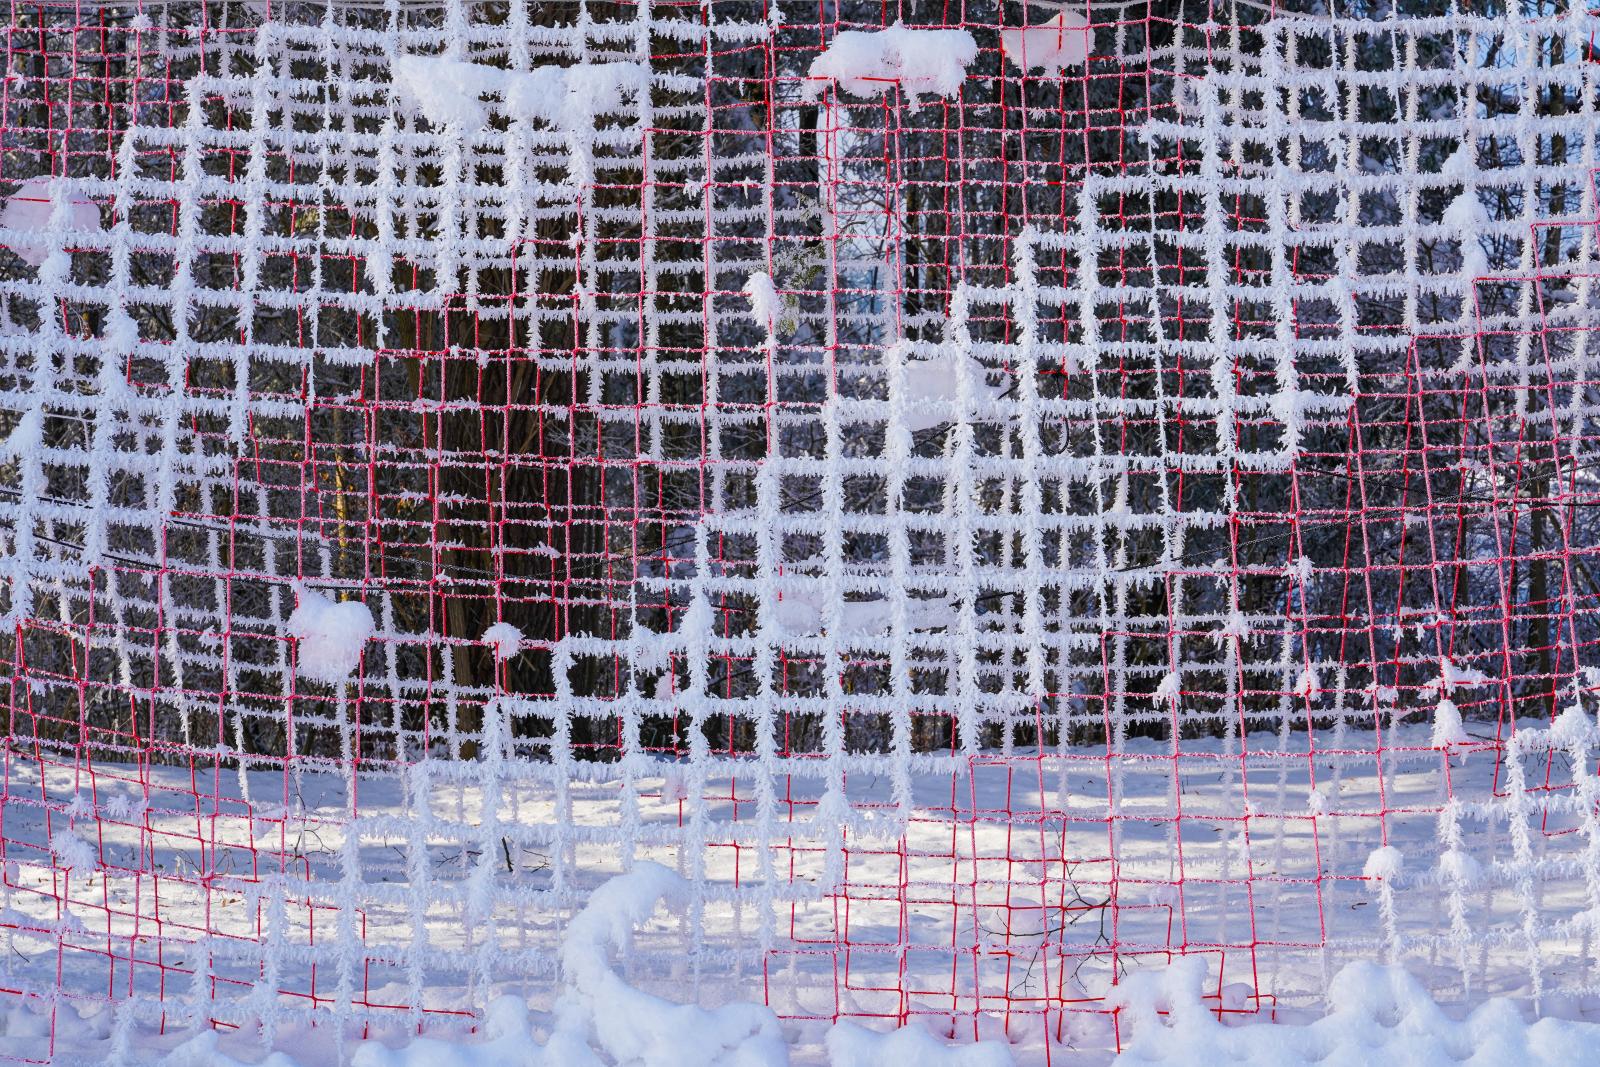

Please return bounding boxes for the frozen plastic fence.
[4,0,1600,1062]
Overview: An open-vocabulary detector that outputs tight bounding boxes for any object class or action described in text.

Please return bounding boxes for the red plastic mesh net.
[0,0,1598,1061]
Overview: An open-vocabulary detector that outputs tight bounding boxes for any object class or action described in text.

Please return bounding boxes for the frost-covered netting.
[5,0,1600,1062]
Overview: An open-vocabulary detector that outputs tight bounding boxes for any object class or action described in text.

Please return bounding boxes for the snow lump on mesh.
[805,22,976,105]
[482,621,524,662]
[286,585,375,684]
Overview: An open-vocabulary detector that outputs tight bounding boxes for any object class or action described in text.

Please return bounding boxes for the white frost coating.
[481,621,524,662]
[1307,783,1334,814]
[1146,884,1180,908]
[1218,610,1250,642]
[1421,655,1492,699]
[1000,11,1091,72]
[1441,139,1477,177]
[805,22,977,104]
[285,586,375,684]
[0,406,43,458]
[1444,188,1492,280]
[0,177,100,267]
[826,1020,1013,1067]
[897,349,1010,432]
[1109,958,1600,1066]
[1364,845,1404,880]
[744,270,780,331]
[49,826,97,871]
[1432,698,1471,751]
[390,55,500,128]
[773,594,880,637]
[391,55,647,133]
[774,588,953,638]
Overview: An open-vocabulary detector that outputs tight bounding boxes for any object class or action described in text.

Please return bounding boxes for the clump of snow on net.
[1363,845,1405,881]
[1549,703,1594,747]
[804,21,977,103]
[390,55,648,134]
[1431,697,1472,752]
[46,824,97,872]
[743,270,781,332]
[481,621,524,662]
[285,585,375,684]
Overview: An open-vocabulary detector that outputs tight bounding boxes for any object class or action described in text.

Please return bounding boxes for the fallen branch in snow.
[1000,11,1091,73]
[336,862,1013,1067]
[285,584,375,684]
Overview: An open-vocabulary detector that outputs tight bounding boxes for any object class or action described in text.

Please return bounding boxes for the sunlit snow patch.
[1110,958,1600,1066]
[1432,697,1472,753]
[828,1020,1013,1067]
[744,269,781,332]
[482,621,524,662]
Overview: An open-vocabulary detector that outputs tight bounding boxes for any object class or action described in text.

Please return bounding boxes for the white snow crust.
[391,55,647,133]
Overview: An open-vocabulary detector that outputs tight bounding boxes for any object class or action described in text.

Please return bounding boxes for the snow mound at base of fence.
[149,945,1600,1067]
[156,863,1012,1067]
[284,586,375,684]
[1111,958,1600,1067]
[803,22,976,104]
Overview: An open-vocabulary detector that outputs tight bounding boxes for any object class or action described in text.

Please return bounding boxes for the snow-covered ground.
[5,716,1600,1065]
